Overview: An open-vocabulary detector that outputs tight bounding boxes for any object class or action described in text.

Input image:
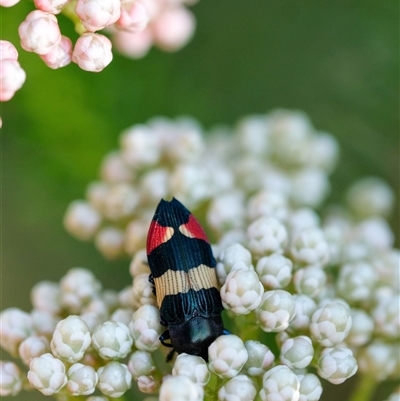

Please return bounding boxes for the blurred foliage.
[1,1,399,400]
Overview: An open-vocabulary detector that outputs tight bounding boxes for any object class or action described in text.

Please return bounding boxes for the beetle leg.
[148,274,156,296]
[160,330,173,348]
[166,348,176,362]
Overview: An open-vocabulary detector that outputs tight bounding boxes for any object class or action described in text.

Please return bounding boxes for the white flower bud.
[372,294,400,338]
[50,315,91,363]
[351,218,394,251]
[18,335,50,366]
[0,361,23,396]
[247,190,289,222]
[140,168,169,201]
[128,350,155,380]
[260,365,300,401]
[236,114,270,155]
[256,254,293,289]
[290,295,317,331]
[31,309,59,337]
[243,340,274,377]
[280,336,314,369]
[159,375,203,401]
[310,302,352,347]
[346,309,374,347]
[221,269,263,314]
[132,273,157,308]
[257,290,296,332]
[30,281,61,314]
[298,373,323,401]
[92,320,133,359]
[63,200,102,241]
[100,151,133,183]
[317,347,357,385]
[287,208,320,237]
[137,375,160,393]
[293,267,327,299]
[110,308,134,326]
[247,216,289,256]
[97,361,132,398]
[172,353,210,385]
[60,267,102,313]
[218,374,257,401]
[0,307,33,356]
[125,218,150,255]
[95,226,126,259]
[27,353,67,395]
[129,304,163,352]
[129,248,150,277]
[67,363,98,395]
[102,183,139,221]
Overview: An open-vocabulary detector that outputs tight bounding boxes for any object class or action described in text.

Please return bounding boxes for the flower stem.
[348,374,377,401]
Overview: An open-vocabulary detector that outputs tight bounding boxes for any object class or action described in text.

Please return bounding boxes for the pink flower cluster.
[2,0,197,73]
[0,40,26,102]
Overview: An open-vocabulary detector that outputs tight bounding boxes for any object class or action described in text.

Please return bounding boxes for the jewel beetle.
[146,197,225,361]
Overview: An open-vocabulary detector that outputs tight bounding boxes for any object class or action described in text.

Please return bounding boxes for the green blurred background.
[1,1,399,400]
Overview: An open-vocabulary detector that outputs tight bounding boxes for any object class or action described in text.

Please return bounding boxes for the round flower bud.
[132,273,157,308]
[247,190,289,222]
[137,375,160,394]
[247,216,289,256]
[0,59,26,101]
[287,208,320,236]
[128,350,155,380]
[111,27,152,59]
[140,168,169,202]
[0,40,19,60]
[290,295,317,331]
[316,347,357,385]
[243,340,274,377]
[27,353,67,396]
[235,114,270,155]
[30,281,61,314]
[95,226,126,259]
[33,0,69,13]
[218,374,257,401]
[111,308,134,325]
[372,294,400,338]
[76,0,121,32]
[129,249,150,277]
[116,0,149,32]
[208,335,248,379]
[220,269,264,314]
[172,353,210,386]
[257,290,296,332]
[310,302,352,347]
[97,361,132,398]
[260,365,300,401]
[67,363,98,395]
[129,304,163,352]
[159,375,203,401]
[30,309,58,337]
[346,309,374,347]
[50,315,91,363]
[280,336,314,369]
[92,320,133,359]
[293,266,327,299]
[298,373,323,401]
[18,335,50,366]
[351,218,394,251]
[256,254,293,289]
[100,151,133,183]
[102,183,139,221]
[0,361,23,396]
[40,35,72,69]
[0,307,33,356]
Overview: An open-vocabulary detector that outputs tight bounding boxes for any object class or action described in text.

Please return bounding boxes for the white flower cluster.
[3,0,196,73]
[2,110,398,400]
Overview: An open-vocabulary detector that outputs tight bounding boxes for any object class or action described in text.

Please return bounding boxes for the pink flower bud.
[0,59,26,101]
[18,10,61,55]
[72,32,113,72]
[152,7,195,52]
[33,0,70,14]
[76,0,121,32]
[0,40,19,60]
[112,28,152,59]
[40,35,72,69]
[116,0,149,32]
[0,0,21,7]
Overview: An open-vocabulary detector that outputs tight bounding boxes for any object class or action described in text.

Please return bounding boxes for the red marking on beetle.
[147,220,174,254]
[179,214,209,243]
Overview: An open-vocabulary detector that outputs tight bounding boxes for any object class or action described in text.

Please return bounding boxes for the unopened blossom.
[112,28,153,59]
[221,269,263,314]
[18,10,61,54]
[0,40,19,60]
[128,350,155,380]
[95,226,125,259]
[160,375,203,401]
[280,336,314,369]
[260,365,300,401]
[102,183,139,220]
[67,363,98,395]
[218,374,257,401]
[372,293,400,338]
[0,0,21,6]
[140,168,170,202]
[27,353,67,396]
[257,290,296,332]
[18,335,50,366]
[132,273,157,308]
[235,114,270,155]
[293,266,327,299]
[124,218,151,255]
[316,347,357,385]
[0,59,26,101]
[208,335,248,379]
[0,361,23,396]
[137,375,159,393]
[346,309,374,347]
[289,295,317,331]
[129,304,163,352]
[92,320,133,359]
[40,35,72,69]
[298,373,323,401]
[256,254,293,289]
[76,0,121,31]
[172,353,210,386]
[310,302,352,347]
[351,217,394,251]
[100,151,133,183]
[129,248,151,277]
[72,33,113,72]
[247,190,289,222]
[247,216,289,256]
[50,315,91,363]
[287,208,320,236]
[0,307,33,356]
[243,340,274,377]
[97,361,132,398]
[307,133,339,173]
[33,0,69,14]
[30,281,61,314]
[116,0,149,32]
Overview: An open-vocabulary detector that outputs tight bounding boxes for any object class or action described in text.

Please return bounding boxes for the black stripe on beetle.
[146,197,225,361]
